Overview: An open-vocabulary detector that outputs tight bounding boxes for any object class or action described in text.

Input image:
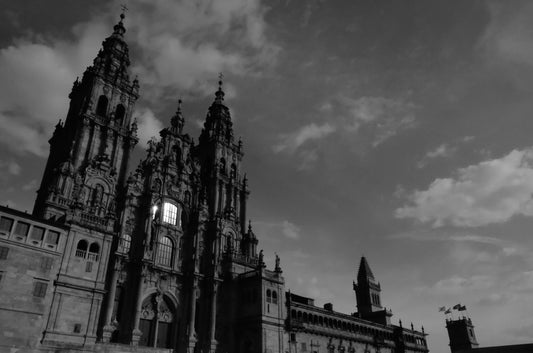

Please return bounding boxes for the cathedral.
[0,13,429,353]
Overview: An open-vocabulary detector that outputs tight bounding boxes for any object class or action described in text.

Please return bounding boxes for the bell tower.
[354,256,382,314]
[196,78,250,242]
[33,12,139,226]
[353,256,392,325]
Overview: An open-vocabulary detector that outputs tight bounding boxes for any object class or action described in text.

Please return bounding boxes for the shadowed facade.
[0,13,428,353]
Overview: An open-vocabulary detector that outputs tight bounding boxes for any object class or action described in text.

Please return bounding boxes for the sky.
[1,0,533,351]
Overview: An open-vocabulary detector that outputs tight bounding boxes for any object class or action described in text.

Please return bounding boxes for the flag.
[453,304,461,310]
[444,308,452,314]
[458,305,467,311]
[438,306,446,312]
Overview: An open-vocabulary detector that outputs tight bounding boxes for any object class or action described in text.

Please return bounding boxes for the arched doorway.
[138,294,175,348]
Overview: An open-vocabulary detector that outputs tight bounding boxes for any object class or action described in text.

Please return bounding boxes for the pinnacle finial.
[171,98,185,130]
[215,73,225,103]
[113,5,128,36]
[120,4,128,19]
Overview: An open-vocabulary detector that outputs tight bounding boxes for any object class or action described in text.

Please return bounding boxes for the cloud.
[0,161,21,176]
[480,2,533,67]
[281,220,301,239]
[126,0,278,98]
[135,108,164,149]
[396,148,533,227]
[273,122,335,154]
[417,143,456,168]
[273,96,415,168]
[22,179,38,192]
[333,96,416,147]
[254,220,302,240]
[0,0,277,157]
[389,230,504,246]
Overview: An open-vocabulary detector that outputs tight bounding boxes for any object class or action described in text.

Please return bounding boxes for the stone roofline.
[287,293,427,338]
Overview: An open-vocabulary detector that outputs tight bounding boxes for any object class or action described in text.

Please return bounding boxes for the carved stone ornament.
[167,181,181,199]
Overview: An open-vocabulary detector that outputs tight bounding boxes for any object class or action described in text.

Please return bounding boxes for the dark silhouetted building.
[0,13,429,353]
[446,317,533,353]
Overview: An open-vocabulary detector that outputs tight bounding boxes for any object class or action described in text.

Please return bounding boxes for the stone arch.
[138,293,177,349]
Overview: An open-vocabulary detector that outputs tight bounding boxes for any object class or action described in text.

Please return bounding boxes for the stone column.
[101,260,121,342]
[209,280,219,352]
[131,266,145,346]
[187,277,199,353]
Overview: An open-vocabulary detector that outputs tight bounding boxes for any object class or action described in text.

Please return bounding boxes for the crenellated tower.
[33,12,139,229]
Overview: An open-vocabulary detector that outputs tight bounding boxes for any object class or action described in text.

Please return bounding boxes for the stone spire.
[214,73,225,104]
[170,99,185,134]
[358,256,375,281]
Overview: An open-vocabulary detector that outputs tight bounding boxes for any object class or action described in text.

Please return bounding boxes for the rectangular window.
[14,221,30,237]
[0,217,14,233]
[162,202,178,225]
[73,323,81,333]
[40,257,54,271]
[30,226,45,241]
[301,343,307,352]
[85,261,93,273]
[0,246,9,260]
[290,333,296,342]
[45,230,60,245]
[33,281,48,297]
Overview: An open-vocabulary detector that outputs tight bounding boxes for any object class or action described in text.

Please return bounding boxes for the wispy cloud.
[389,230,504,246]
[254,220,302,240]
[417,143,456,168]
[273,122,335,154]
[396,148,533,227]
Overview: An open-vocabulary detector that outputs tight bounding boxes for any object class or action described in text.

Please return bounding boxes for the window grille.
[162,202,178,225]
[88,242,100,261]
[76,240,88,258]
[119,234,131,253]
[0,217,13,233]
[30,226,45,241]
[45,231,60,245]
[14,221,30,237]
[157,237,174,267]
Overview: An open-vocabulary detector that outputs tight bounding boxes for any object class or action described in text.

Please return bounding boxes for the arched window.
[157,236,174,267]
[162,202,178,226]
[88,242,100,261]
[115,104,126,125]
[272,291,278,304]
[266,289,272,303]
[76,240,88,258]
[119,234,131,254]
[96,95,108,116]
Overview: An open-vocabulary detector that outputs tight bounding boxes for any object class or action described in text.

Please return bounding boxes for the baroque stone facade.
[0,14,429,353]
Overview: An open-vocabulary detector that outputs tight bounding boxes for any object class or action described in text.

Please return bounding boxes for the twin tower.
[2,12,428,353]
